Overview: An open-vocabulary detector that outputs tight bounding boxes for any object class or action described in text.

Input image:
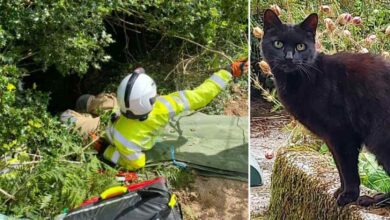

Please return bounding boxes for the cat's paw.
[337,191,359,206]
[357,193,387,207]
[333,188,343,199]
[356,195,376,207]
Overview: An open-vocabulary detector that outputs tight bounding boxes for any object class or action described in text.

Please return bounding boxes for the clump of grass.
[359,153,390,193]
[138,165,195,190]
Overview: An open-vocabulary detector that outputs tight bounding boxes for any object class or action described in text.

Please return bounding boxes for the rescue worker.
[61,59,247,170]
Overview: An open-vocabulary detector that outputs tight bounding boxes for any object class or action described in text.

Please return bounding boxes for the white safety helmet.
[117,68,157,120]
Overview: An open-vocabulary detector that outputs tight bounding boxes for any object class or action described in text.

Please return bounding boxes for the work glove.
[227,57,248,77]
[88,132,108,154]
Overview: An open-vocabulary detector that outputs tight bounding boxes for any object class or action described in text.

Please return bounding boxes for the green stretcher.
[145,112,248,182]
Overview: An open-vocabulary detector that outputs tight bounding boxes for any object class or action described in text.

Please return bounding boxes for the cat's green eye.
[273,41,284,49]
[296,43,306,51]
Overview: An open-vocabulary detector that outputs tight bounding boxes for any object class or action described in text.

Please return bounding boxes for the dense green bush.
[0,64,118,218]
[0,0,117,75]
[0,0,246,77]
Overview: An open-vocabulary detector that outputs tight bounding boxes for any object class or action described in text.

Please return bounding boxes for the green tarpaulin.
[145,112,248,181]
[250,153,263,186]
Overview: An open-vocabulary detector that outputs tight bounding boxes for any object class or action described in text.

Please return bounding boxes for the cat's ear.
[300,13,318,34]
[263,9,282,31]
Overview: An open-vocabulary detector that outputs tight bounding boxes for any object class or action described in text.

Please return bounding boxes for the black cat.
[261,9,390,206]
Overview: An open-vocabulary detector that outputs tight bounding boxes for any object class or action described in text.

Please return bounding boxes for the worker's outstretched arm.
[179,59,247,111]
[154,69,232,121]
[175,69,232,111]
[156,59,247,119]
[153,69,232,121]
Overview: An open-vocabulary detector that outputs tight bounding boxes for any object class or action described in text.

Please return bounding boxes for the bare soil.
[224,98,248,117]
[175,176,248,220]
[224,84,248,117]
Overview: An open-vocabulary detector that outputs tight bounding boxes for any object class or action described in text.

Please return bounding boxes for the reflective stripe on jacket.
[103,69,232,170]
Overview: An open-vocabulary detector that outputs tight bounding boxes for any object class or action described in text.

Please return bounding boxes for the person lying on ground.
[61,59,247,170]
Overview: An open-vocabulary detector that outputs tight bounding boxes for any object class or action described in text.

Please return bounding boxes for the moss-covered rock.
[269,146,390,220]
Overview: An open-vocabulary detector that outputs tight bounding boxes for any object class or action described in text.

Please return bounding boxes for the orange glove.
[229,57,248,77]
[88,132,107,154]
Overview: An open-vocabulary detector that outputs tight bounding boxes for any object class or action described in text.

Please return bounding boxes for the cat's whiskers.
[301,62,323,74]
[296,64,312,82]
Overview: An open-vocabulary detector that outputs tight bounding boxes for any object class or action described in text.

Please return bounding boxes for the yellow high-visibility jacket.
[103,70,232,170]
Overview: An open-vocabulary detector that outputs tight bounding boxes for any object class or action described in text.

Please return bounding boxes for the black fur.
[261,9,390,206]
